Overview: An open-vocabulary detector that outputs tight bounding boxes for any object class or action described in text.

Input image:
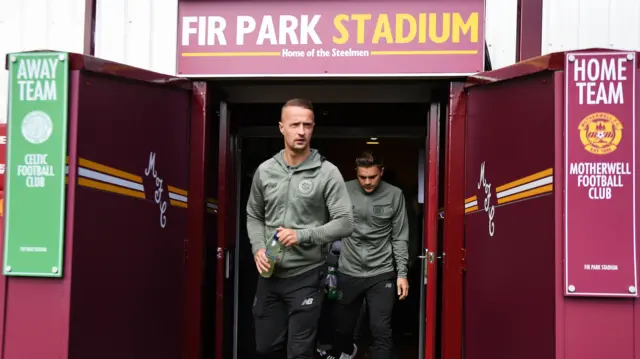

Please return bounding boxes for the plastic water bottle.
[261,233,283,278]
[326,265,339,300]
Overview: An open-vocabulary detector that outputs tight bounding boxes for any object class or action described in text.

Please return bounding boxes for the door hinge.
[460,247,467,273]
[183,238,189,265]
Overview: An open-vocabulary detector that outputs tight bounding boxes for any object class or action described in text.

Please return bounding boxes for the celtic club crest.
[298,179,314,194]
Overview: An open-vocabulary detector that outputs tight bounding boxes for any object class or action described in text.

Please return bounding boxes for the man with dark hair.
[323,151,409,359]
[246,98,354,359]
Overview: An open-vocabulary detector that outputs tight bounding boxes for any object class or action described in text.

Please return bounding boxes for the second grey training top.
[338,180,409,278]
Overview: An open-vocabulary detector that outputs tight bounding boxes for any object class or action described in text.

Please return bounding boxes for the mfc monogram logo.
[477,161,495,237]
[144,152,167,228]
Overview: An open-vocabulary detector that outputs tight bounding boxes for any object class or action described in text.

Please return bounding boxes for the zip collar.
[273,148,325,173]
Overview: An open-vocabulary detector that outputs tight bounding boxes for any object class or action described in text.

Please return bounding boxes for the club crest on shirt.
[298,179,314,195]
[372,205,385,216]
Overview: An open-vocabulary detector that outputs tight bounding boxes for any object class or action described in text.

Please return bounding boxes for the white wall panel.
[93,0,640,77]
[486,0,640,69]
[485,0,518,70]
[94,0,178,76]
[542,0,640,55]
[0,0,86,124]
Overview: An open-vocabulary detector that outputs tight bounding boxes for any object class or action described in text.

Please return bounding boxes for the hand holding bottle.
[260,233,284,278]
[254,248,270,274]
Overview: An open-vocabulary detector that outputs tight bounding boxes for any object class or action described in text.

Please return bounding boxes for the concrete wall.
[0,0,87,124]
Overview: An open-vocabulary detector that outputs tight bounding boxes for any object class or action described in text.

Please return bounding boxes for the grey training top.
[246,149,354,278]
[338,180,410,278]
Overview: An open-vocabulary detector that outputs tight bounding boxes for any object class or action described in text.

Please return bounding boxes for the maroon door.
[185,82,215,359]
[63,65,199,359]
[0,53,214,359]
[423,103,442,359]
[215,101,238,359]
[2,54,206,359]
[441,82,466,359]
[190,96,236,359]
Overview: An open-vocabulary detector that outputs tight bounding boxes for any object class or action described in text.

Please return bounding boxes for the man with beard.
[322,151,409,359]
[246,98,354,359]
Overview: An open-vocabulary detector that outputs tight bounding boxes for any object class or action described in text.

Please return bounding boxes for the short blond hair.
[282,98,314,112]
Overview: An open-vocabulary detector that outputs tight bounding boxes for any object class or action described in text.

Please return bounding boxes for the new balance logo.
[385,282,392,288]
[301,297,314,306]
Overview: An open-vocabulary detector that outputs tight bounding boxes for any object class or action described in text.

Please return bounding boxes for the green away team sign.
[3,52,69,277]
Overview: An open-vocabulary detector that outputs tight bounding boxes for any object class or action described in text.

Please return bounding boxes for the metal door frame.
[231,116,439,359]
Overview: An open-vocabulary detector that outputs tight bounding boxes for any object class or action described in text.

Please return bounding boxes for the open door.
[188,84,219,359]
[64,65,205,359]
[440,82,466,359]
[185,82,234,359]
[423,103,442,359]
[215,101,239,359]
[0,52,209,359]
[0,51,241,359]
[421,85,467,359]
